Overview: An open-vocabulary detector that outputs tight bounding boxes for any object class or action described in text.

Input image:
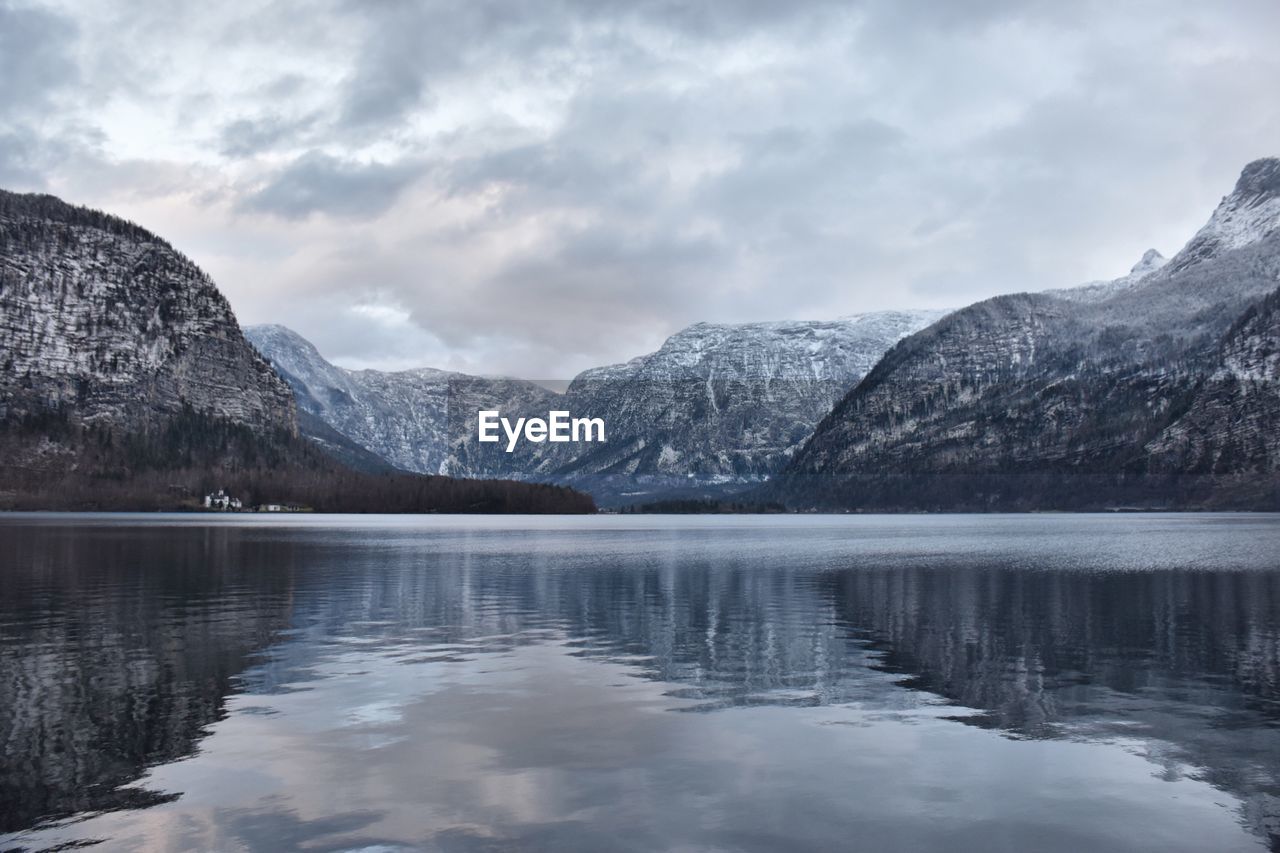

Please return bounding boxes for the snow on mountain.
[579,312,944,384]
[244,324,555,475]
[1044,158,1280,306]
[1046,248,1168,304]
[1166,157,1280,275]
[251,311,944,501]
[1129,248,1169,277]
[778,159,1280,511]
[509,310,948,499]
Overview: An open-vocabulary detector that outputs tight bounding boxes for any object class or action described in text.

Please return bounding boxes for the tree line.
[0,404,595,514]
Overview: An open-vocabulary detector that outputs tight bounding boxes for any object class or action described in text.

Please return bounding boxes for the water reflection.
[0,528,297,831]
[0,515,1277,851]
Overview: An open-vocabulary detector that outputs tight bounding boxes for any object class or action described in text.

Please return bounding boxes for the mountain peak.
[1166,157,1280,274]
[1232,157,1280,203]
[1129,248,1167,277]
[245,323,330,362]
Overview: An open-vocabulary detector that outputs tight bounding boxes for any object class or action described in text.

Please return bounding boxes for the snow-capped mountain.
[511,312,946,500]
[585,313,944,383]
[1047,248,1168,303]
[251,311,943,501]
[1166,158,1280,275]
[244,324,556,475]
[1129,247,1170,277]
[777,158,1280,510]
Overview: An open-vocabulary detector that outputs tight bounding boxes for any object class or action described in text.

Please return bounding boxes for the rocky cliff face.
[778,159,1280,510]
[518,312,944,499]
[251,312,941,501]
[0,191,295,433]
[1146,286,1280,488]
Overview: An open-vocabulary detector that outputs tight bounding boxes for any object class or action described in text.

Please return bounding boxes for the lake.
[1,513,1278,852]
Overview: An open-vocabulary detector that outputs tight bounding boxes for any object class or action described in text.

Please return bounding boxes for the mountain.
[0,190,295,435]
[0,190,593,513]
[1145,285,1280,501]
[506,312,945,502]
[1045,247,1167,303]
[243,324,557,475]
[1166,158,1280,275]
[774,158,1280,510]
[250,312,942,504]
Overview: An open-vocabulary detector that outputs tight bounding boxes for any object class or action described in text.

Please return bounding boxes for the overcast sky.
[3,0,1279,376]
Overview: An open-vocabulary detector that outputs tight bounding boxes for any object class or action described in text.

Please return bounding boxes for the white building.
[203,490,238,511]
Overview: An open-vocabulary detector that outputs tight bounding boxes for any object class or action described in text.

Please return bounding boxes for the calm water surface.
[1,513,1278,852]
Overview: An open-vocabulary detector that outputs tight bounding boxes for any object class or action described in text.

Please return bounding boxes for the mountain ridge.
[1167,157,1280,275]
[770,158,1280,510]
[244,323,558,476]
[249,309,945,502]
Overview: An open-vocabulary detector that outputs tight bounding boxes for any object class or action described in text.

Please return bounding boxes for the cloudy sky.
[3,0,1278,376]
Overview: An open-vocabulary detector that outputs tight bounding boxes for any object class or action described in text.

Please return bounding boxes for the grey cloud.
[441,141,655,224]
[0,121,110,194]
[0,2,78,121]
[333,1,525,133]
[261,73,310,100]
[447,144,618,198]
[707,120,908,224]
[261,219,733,377]
[237,151,426,220]
[7,0,1280,376]
[0,130,45,188]
[564,0,854,39]
[485,224,729,322]
[218,113,320,158]
[267,0,1280,372]
[339,37,433,131]
[329,0,856,139]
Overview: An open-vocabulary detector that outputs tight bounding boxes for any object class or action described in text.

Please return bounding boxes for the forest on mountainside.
[0,405,595,514]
